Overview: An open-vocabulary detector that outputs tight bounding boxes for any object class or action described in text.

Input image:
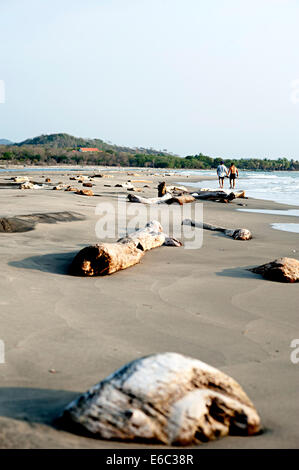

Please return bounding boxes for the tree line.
[0,134,298,171]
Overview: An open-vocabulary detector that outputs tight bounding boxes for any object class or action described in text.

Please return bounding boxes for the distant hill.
[1,133,297,170]
[0,139,13,145]
[17,133,172,156]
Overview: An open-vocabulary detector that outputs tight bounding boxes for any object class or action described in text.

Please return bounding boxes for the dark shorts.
[230,174,236,180]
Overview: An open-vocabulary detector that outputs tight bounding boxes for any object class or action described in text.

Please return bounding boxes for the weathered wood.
[166,185,188,193]
[62,352,262,445]
[117,221,165,251]
[69,221,175,276]
[69,241,144,276]
[158,181,167,197]
[191,189,246,202]
[128,193,173,204]
[75,189,94,196]
[182,219,252,240]
[166,194,195,205]
[249,257,299,283]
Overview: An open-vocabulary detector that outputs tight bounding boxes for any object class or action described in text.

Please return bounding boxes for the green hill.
[17,133,172,157]
[0,133,297,170]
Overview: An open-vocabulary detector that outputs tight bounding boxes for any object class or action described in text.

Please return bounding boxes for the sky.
[0,0,299,158]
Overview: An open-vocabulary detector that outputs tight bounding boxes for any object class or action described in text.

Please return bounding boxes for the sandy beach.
[0,168,298,449]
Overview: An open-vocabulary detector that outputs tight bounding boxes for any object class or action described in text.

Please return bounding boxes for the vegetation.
[0,134,298,171]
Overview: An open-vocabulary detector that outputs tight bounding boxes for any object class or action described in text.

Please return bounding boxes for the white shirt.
[217,164,228,177]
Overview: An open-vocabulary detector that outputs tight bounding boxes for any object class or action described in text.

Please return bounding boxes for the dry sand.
[0,168,298,449]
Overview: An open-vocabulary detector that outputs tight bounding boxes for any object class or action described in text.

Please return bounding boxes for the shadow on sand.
[216,266,261,279]
[9,251,78,275]
[0,387,79,426]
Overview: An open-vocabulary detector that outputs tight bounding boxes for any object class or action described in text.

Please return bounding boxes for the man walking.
[217,161,228,188]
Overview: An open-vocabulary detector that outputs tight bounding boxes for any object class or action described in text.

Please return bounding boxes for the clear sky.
[0,0,299,158]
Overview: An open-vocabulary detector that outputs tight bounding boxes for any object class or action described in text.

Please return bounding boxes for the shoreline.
[0,168,298,449]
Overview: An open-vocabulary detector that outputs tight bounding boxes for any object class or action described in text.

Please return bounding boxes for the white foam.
[271,223,299,234]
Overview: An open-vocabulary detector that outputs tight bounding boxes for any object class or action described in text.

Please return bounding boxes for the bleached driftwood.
[69,221,180,276]
[128,193,173,204]
[167,185,188,193]
[182,219,252,240]
[62,352,261,445]
[117,220,166,251]
[158,182,188,198]
[249,257,299,283]
[128,193,194,205]
[13,176,30,183]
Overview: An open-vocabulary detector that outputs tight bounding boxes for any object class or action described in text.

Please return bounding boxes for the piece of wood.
[249,257,299,283]
[69,241,144,276]
[182,219,252,240]
[128,193,173,204]
[69,221,170,276]
[75,189,94,196]
[62,352,262,445]
[192,189,246,202]
[158,182,167,197]
[117,220,165,251]
[166,194,195,205]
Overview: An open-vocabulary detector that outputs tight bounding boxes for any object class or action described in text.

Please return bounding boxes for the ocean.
[177,170,299,207]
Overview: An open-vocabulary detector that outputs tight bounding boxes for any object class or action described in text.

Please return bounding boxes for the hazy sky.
[1,0,299,158]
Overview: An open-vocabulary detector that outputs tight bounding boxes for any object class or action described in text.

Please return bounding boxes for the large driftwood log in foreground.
[182,219,252,240]
[69,221,180,276]
[249,257,299,283]
[69,241,144,276]
[62,352,262,445]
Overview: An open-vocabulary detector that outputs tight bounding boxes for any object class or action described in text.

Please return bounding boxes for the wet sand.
[0,168,298,448]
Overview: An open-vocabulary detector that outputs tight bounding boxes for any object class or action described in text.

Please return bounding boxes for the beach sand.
[0,168,298,449]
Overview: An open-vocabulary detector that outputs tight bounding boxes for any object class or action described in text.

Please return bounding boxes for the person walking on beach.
[217,161,228,188]
[228,162,239,189]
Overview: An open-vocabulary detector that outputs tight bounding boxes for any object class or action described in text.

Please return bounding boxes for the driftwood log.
[192,189,246,203]
[128,193,173,204]
[158,182,167,197]
[75,189,94,197]
[166,194,195,205]
[62,352,262,445]
[249,257,299,283]
[182,219,252,240]
[69,221,181,276]
[128,193,194,205]
[158,182,188,197]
